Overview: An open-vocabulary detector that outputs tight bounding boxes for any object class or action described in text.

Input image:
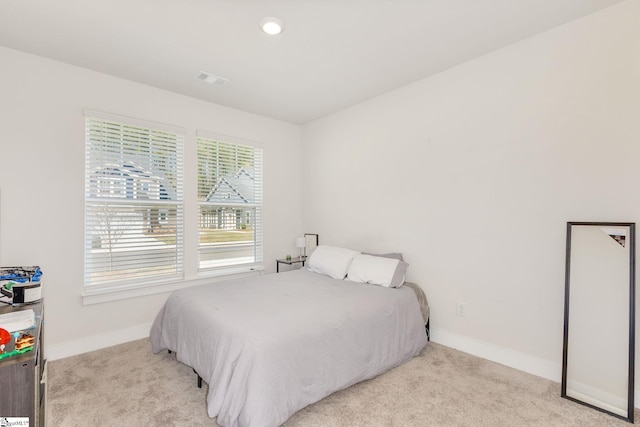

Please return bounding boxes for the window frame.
[81,114,266,305]
[83,110,185,296]
[196,130,264,273]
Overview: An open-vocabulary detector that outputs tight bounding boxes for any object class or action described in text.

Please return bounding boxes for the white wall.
[0,46,302,357]
[301,0,640,380]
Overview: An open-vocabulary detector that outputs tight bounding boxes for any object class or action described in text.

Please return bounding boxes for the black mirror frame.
[561,221,635,423]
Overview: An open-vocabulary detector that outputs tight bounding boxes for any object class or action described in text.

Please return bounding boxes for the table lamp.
[296,237,306,258]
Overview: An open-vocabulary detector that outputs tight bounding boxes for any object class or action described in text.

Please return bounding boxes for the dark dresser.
[0,301,45,426]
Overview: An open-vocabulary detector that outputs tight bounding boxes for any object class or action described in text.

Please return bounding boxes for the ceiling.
[0,0,624,124]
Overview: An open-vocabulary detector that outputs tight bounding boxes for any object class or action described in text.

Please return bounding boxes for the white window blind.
[84,111,184,289]
[197,134,263,271]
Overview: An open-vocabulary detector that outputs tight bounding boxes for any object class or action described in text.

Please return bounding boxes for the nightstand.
[276,256,307,273]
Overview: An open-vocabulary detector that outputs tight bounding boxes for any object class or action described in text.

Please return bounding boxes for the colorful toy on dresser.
[0,308,36,360]
[0,266,43,305]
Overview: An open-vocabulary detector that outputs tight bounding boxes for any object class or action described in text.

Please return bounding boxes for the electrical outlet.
[456,301,467,317]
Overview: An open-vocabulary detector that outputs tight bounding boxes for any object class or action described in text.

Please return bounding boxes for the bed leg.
[426,319,430,341]
[193,368,203,388]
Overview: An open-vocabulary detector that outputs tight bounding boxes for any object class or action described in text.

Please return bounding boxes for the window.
[197,133,263,271]
[84,111,184,290]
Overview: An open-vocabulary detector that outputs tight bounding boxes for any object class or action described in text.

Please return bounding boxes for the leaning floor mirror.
[562,222,635,422]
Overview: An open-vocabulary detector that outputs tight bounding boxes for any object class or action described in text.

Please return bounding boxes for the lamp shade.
[295,237,306,248]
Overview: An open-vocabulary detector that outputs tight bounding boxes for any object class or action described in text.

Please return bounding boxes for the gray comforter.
[150,268,428,427]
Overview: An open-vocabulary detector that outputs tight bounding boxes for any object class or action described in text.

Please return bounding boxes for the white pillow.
[346,254,408,288]
[307,245,360,279]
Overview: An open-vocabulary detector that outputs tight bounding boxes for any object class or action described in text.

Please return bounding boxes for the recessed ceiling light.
[197,71,228,86]
[260,17,284,35]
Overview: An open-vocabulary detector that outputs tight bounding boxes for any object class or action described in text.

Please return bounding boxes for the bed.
[150,248,429,427]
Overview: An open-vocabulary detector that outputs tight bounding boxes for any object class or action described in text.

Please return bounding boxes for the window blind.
[196,134,263,270]
[84,113,184,289]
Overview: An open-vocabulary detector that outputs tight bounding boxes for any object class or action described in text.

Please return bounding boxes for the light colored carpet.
[47,338,636,426]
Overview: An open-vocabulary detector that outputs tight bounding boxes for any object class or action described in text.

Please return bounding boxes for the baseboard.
[430,327,562,382]
[45,322,152,361]
[431,327,640,409]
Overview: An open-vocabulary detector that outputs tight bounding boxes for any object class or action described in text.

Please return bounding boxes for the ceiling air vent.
[197,71,229,86]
